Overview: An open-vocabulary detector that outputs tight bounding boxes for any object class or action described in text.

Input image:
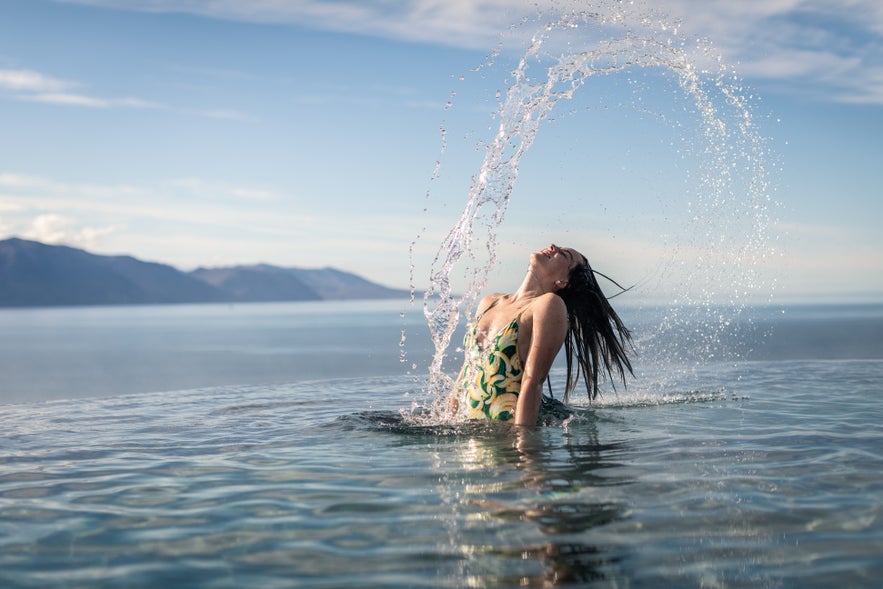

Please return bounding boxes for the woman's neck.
[513,269,554,301]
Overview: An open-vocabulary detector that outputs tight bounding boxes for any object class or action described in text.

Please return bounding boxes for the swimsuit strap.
[473,295,535,349]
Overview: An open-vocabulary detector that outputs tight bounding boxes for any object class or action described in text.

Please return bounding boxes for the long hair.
[554,257,634,403]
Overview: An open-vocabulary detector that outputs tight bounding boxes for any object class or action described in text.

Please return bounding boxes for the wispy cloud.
[166,178,283,202]
[57,0,508,48]
[27,92,110,108]
[55,0,883,105]
[0,68,69,92]
[0,171,316,253]
[0,67,147,109]
[659,1,883,104]
[20,213,124,249]
[0,170,413,272]
[24,91,164,109]
[0,172,143,199]
[0,66,254,119]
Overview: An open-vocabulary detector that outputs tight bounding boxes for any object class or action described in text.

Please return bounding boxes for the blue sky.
[1,0,881,304]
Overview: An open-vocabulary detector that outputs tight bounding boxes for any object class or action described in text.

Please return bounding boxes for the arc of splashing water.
[418,12,772,406]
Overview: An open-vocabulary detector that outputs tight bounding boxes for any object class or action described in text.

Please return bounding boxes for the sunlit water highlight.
[2,301,882,587]
[2,352,882,588]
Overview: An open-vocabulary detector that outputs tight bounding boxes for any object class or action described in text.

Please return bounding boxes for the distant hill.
[190,264,321,302]
[0,238,227,307]
[0,238,409,307]
[190,264,408,302]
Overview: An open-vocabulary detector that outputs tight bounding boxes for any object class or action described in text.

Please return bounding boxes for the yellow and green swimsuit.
[460,314,523,421]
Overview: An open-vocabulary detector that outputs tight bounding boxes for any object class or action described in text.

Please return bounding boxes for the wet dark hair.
[553,256,634,402]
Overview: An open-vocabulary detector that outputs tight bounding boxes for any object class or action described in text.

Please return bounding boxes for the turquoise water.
[1,302,882,587]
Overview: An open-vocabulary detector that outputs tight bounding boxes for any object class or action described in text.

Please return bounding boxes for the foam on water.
[407,1,776,420]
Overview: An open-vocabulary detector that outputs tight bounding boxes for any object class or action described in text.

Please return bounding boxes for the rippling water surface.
[2,349,882,588]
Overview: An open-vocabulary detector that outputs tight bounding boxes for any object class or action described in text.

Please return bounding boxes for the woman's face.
[532,244,583,282]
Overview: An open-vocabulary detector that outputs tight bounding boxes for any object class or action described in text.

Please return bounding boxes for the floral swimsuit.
[460,308,524,421]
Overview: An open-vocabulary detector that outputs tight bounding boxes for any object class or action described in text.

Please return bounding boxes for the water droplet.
[407,3,776,423]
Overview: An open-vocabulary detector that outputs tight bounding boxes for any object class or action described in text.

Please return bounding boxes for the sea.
[1,299,881,588]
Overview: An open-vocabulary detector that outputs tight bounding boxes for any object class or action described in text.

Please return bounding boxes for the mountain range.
[0,238,409,307]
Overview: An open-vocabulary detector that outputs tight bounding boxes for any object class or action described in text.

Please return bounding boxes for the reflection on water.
[2,366,882,588]
[408,417,633,587]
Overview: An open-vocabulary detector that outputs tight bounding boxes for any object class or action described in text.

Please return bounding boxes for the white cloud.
[0,66,155,110]
[22,213,77,243]
[20,213,123,249]
[1,65,251,118]
[167,177,283,202]
[0,173,51,190]
[0,68,70,92]
[0,172,311,237]
[23,90,224,114]
[0,170,425,277]
[57,0,509,48]
[0,172,143,199]
[55,0,883,105]
[0,68,123,109]
[26,91,111,108]
[617,1,883,104]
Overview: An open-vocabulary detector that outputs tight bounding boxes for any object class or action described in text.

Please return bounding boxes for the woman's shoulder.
[537,291,567,309]
[529,292,568,319]
[476,292,507,314]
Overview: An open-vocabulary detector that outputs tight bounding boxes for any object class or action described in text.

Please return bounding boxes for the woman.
[456,244,633,426]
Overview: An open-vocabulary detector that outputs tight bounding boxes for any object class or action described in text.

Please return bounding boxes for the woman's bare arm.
[514,294,568,426]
